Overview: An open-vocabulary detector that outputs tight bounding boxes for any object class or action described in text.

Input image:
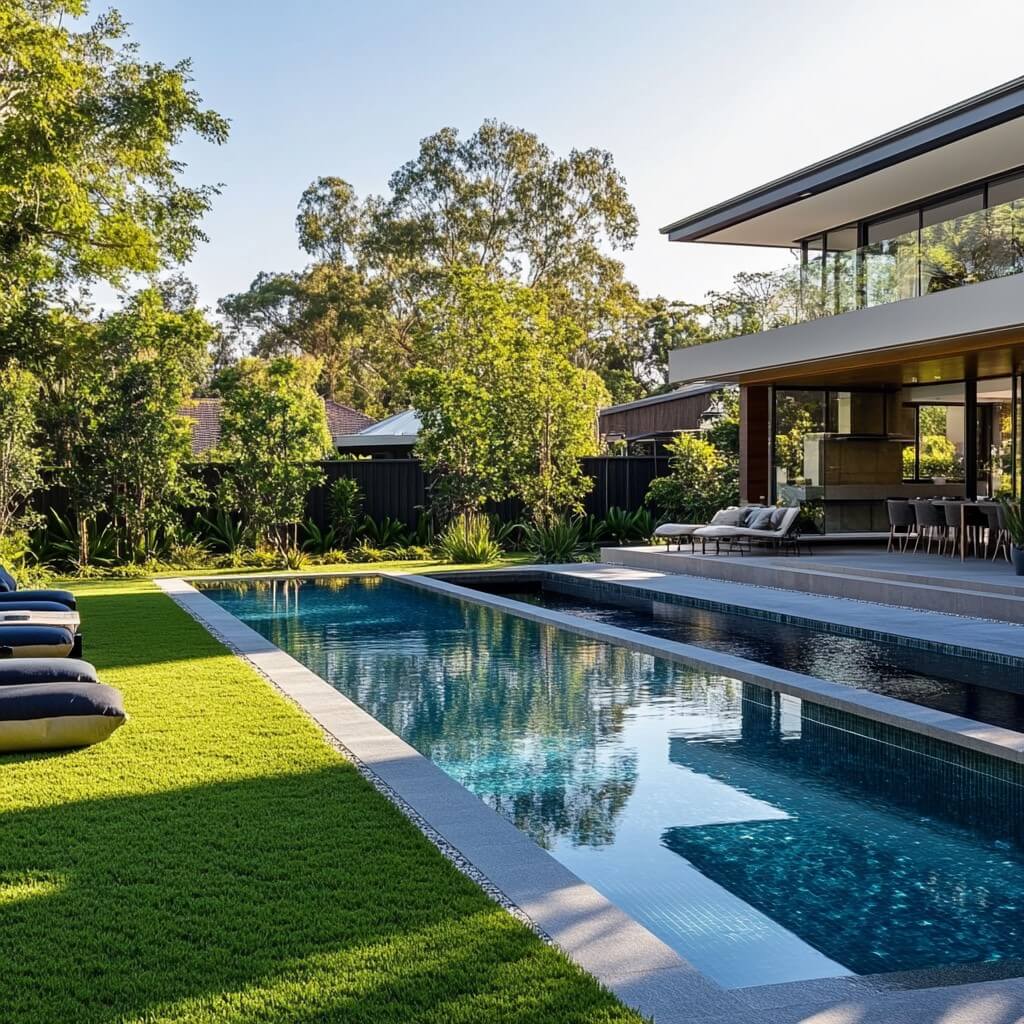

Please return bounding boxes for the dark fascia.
[661,75,1024,243]
[599,381,726,416]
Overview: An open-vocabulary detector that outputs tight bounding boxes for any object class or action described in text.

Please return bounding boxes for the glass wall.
[768,376,1022,532]
[798,169,1024,323]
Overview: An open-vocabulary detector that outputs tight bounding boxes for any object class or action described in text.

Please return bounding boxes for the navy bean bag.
[0,658,98,685]
[0,567,76,610]
[0,682,125,752]
[0,626,75,658]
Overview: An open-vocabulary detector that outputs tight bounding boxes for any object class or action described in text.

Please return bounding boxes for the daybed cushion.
[0,589,76,610]
[0,658,98,686]
[747,508,775,530]
[0,626,75,659]
[654,524,703,537]
[0,682,125,752]
[709,507,744,526]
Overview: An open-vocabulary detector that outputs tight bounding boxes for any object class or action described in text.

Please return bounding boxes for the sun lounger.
[693,506,802,555]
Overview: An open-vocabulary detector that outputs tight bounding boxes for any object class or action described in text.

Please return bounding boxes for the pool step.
[598,547,1024,625]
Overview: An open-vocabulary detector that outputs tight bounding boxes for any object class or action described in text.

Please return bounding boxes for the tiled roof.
[324,399,375,439]
[179,398,375,455]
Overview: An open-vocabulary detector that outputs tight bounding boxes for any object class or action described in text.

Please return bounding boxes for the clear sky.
[106,0,1024,311]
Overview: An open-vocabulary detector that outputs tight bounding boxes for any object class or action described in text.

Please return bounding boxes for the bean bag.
[0,568,76,610]
[0,682,125,752]
[0,600,75,613]
[0,658,99,686]
[0,625,75,658]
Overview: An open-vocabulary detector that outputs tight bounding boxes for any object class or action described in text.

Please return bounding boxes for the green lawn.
[0,579,642,1023]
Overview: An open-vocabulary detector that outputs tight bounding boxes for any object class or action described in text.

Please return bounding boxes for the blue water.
[201,575,1024,989]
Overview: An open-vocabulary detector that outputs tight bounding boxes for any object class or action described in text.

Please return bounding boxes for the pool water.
[201,576,1024,989]
[468,577,1024,732]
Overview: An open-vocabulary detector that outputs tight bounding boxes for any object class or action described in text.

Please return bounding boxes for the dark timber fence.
[37,456,671,532]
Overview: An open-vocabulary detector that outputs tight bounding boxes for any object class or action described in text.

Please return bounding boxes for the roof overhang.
[662,77,1024,247]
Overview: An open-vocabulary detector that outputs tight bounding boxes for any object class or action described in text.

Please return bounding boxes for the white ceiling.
[700,116,1024,247]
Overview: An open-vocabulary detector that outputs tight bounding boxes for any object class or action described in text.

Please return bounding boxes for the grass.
[0,579,642,1024]
[148,552,533,580]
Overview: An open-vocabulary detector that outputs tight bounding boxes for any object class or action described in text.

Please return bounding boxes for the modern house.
[598,381,728,454]
[663,77,1024,533]
[180,398,374,456]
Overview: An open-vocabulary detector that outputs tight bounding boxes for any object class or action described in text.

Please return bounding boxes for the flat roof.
[662,76,1024,247]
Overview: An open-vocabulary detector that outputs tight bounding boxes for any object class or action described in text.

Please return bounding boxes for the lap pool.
[199,575,1024,989]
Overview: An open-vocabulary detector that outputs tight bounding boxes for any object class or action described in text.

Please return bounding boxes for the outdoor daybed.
[693,505,802,555]
[654,505,768,551]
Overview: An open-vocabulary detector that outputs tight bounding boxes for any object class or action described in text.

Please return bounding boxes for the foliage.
[602,507,654,545]
[1001,499,1024,548]
[167,539,212,568]
[197,508,248,553]
[348,540,388,563]
[435,515,501,564]
[0,363,43,539]
[646,433,733,524]
[521,517,586,563]
[0,1,227,336]
[215,355,332,551]
[327,477,363,546]
[72,289,212,560]
[409,269,608,524]
[38,508,117,569]
[280,547,309,571]
[489,515,524,552]
[300,519,338,555]
[359,513,409,548]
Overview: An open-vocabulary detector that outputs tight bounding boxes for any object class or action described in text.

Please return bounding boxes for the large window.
[799,167,1024,321]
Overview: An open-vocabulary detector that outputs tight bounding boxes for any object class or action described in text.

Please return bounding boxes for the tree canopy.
[0,0,228,336]
[407,269,609,524]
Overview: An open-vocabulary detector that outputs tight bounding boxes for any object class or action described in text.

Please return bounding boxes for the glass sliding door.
[976,378,1014,498]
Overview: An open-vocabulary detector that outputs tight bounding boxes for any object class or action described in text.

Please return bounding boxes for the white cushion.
[654,524,703,537]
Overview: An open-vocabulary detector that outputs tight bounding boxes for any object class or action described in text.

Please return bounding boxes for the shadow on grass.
[0,765,635,1024]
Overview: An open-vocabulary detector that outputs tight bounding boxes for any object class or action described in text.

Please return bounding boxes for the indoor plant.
[1001,498,1024,575]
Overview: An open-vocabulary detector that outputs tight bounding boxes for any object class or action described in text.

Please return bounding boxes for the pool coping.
[157,574,1024,1024]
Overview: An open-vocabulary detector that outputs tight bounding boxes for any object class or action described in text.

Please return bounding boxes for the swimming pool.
[200,575,1024,989]
[464,574,1024,731]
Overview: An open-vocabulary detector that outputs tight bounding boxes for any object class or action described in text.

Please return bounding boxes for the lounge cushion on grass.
[0,626,75,659]
[0,589,76,610]
[0,681,125,752]
[0,658,98,686]
[0,600,74,613]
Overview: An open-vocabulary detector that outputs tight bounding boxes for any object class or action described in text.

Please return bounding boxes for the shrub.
[280,548,309,571]
[348,541,387,563]
[436,516,501,564]
[602,507,653,545]
[646,433,736,523]
[300,519,338,555]
[360,514,410,548]
[167,540,212,568]
[316,549,350,565]
[328,477,363,546]
[521,517,584,563]
[198,509,248,553]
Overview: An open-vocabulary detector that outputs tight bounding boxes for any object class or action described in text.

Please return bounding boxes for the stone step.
[599,547,1024,625]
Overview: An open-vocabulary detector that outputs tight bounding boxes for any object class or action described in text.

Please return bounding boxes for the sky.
[103,0,1024,312]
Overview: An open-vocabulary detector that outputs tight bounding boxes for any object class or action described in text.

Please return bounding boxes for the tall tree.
[219,121,645,409]
[215,356,332,552]
[408,269,609,524]
[48,288,213,562]
[0,1,228,339]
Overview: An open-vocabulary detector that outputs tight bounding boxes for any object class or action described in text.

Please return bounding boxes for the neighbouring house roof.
[598,381,727,417]
[180,398,375,456]
[335,409,421,450]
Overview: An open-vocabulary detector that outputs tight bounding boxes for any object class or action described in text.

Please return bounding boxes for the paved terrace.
[599,544,1024,624]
